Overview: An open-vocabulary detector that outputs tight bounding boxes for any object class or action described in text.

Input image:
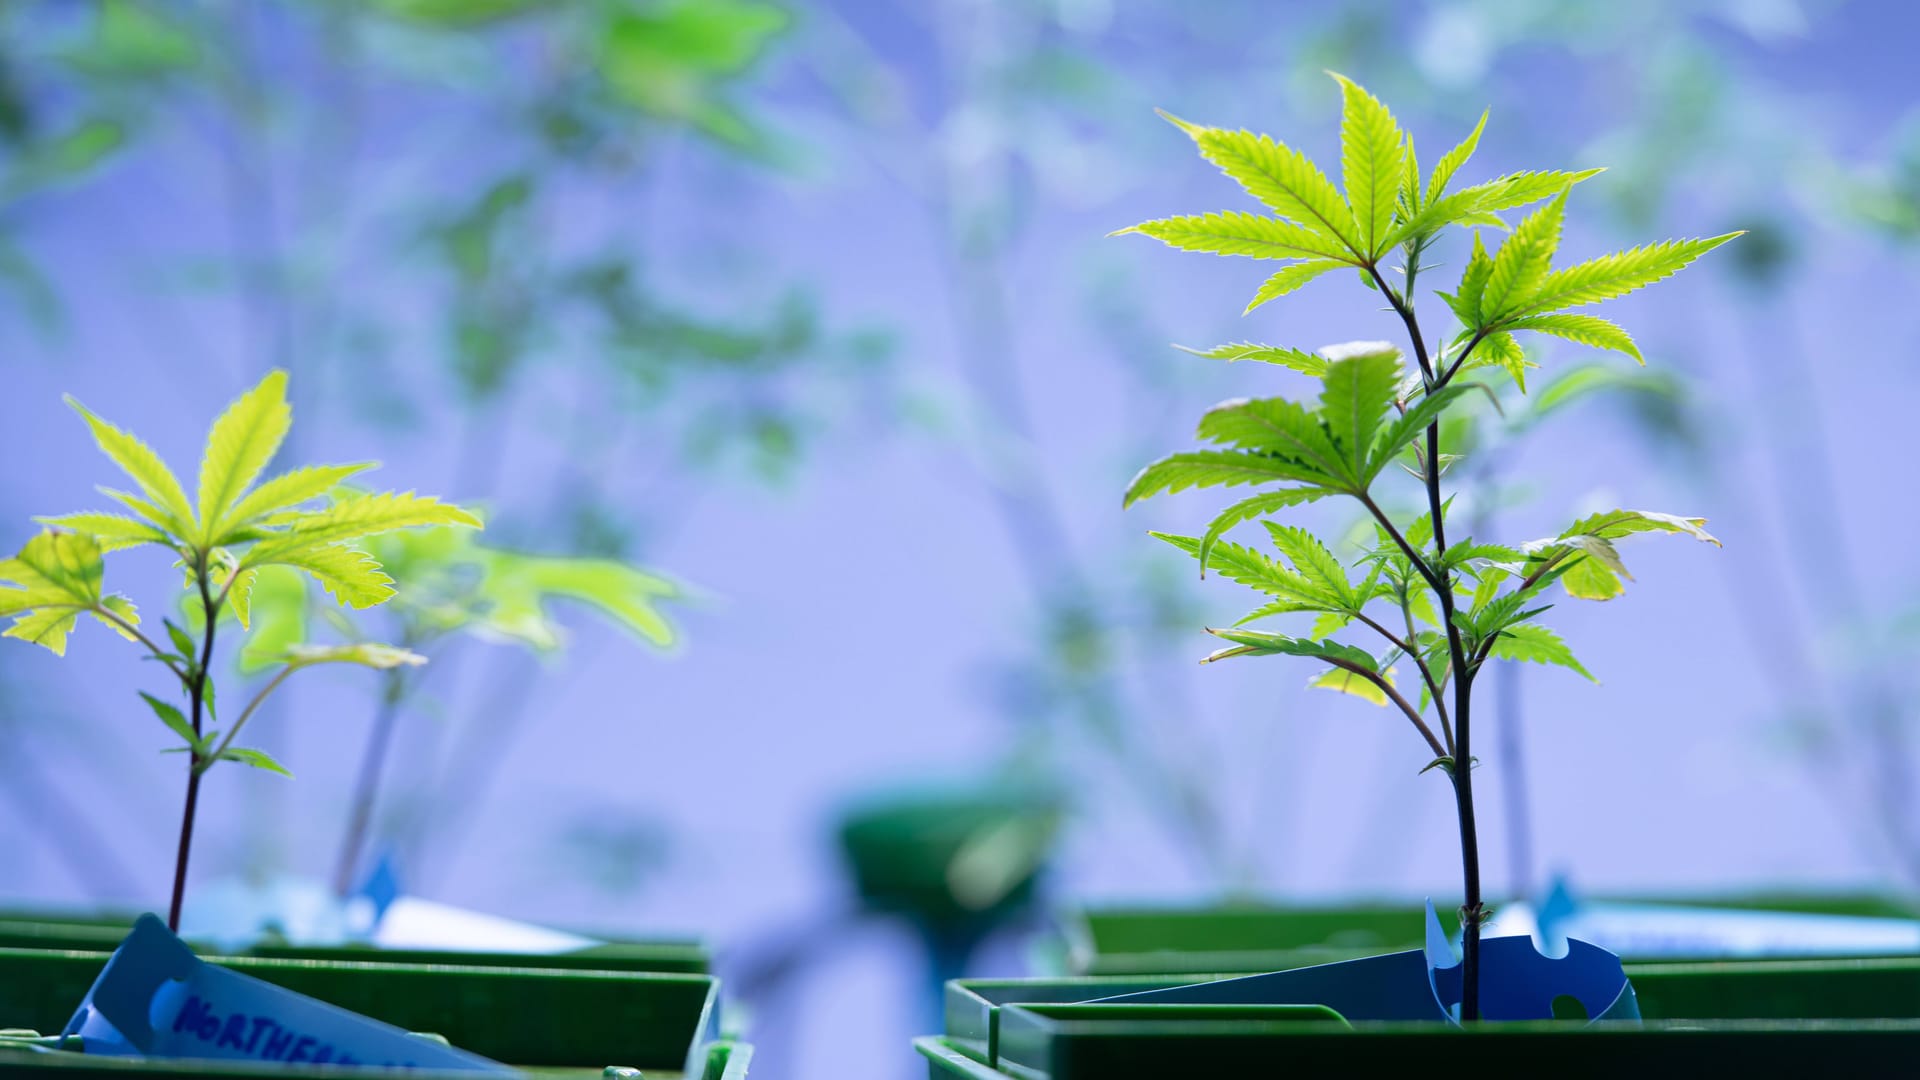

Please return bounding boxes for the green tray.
[920,957,1920,1077]
[0,916,707,975]
[1065,892,1920,975]
[0,945,743,1077]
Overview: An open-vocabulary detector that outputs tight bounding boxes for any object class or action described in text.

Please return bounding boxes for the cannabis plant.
[236,523,680,897]
[1118,75,1737,1019]
[0,370,478,930]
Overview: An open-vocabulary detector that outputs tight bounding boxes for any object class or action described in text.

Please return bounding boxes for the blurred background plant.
[234,522,683,900]
[2,1,1917,1077]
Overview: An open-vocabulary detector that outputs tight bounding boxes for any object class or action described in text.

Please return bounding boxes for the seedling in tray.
[0,370,478,931]
[1117,74,1738,1018]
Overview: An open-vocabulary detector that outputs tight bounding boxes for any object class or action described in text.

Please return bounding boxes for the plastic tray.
[918,957,1920,1078]
[0,944,741,1077]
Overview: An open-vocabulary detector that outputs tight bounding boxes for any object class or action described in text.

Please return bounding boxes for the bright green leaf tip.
[1154,108,1204,138]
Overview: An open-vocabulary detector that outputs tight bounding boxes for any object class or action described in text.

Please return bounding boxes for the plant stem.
[1369,262,1484,1020]
[332,668,407,897]
[1451,667,1484,1019]
[93,607,191,688]
[169,559,220,933]
[1328,659,1447,759]
[1353,610,1452,753]
[199,664,297,770]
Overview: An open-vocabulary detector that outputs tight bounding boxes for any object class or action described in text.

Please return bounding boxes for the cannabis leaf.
[1332,73,1406,259]
[1487,623,1595,681]
[1451,226,1742,386]
[48,372,478,619]
[1159,111,1360,256]
[1524,509,1720,601]
[0,531,140,655]
[1174,342,1328,376]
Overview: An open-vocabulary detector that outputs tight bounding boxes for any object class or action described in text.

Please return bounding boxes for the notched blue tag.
[61,914,518,1072]
[1095,899,1638,1024]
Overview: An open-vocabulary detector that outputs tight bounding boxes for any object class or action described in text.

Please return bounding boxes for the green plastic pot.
[916,958,1920,1078]
[0,913,707,975]
[0,944,744,1077]
[1064,892,1920,975]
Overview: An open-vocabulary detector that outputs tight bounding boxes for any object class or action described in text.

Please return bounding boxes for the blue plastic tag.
[1095,899,1638,1024]
[61,914,518,1073]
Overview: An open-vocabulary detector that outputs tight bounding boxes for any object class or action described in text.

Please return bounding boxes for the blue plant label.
[61,914,517,1073]
[1094,899,1639,1024]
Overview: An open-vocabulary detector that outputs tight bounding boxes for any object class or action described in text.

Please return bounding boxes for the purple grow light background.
[4,2,1920,1077]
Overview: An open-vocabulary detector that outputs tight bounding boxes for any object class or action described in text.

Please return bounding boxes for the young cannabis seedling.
[1118,75,1737,1019]
[0,370,478,931]
[237,523,681,897]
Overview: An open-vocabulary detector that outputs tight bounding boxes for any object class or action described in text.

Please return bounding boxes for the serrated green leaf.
[1515,233,1743,317]
[1443,543,1526,570]
[1319,347,1402,477]
[261,545,395,609]
[1387,169,1599,251]
[1450,230,1495,326]
[217,463,377,541]
[1309,664,1394,706]
[1195,487,1336,575]
[224,567,260,629]
[1115,211,1355,262]
[1557,535,1630,599]
[1153,532,1337,608]
[1202,625,1379,670]
[0,531,107,656]
[237,566,307,674]
[197,370,291,540]
[65,396,194,538]
[1474,332,1529,391]
[4,607,79,654]
[1173,119,1360,254]
[217,746,293,777]
[1195,397,1349,480]
[31,512,169,553]
[94,594,140,641]
[1309,609,1355,637]
[282,642,426,670]
[1562,508,1720,545]
[243,492,480,566]
[1245,260,1346,312]
[1481,190,1568,321]
[1489,622,1596,681]
[140,691,195,746]
[1234,599,1320,626]
[1427,110,1487,203]
[1331,73,1405,259]
[98,488,177,535]
[1262,523,1353,607]
[1125,448,1337,508]
[1455,210,1508,229]
[1399,132,1421,214]
[1175,342,1328,375]
[1504,313,1641,363]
